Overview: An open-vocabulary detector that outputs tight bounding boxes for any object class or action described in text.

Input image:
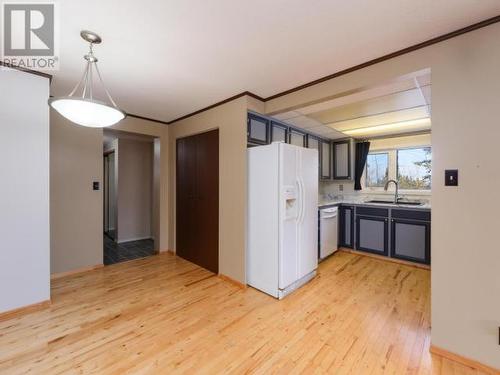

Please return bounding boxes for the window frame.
[363,145,432,194]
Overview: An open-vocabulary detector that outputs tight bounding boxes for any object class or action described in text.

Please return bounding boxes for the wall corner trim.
[218,274,247,289]
[0,300,51,321]
[430,345,500,374]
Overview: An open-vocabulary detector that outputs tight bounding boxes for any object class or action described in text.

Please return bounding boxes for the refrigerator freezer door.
[278,144,299,289]
[247,144,280,298]
[297,147,319,279]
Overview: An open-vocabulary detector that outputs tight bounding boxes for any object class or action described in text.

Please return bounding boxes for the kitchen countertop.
[318,198,431,210]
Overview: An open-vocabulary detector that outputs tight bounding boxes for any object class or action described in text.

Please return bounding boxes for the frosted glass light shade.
[49,97,126,128]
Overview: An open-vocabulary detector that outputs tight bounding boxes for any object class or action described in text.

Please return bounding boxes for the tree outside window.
[366,153,389,187]
[397,147,432,190]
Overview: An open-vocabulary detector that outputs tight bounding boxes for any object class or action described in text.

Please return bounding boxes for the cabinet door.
[320,140,331,180]
[307,135,319,150]
[333,140,351,179]
[339,206,354,248]
[356,215,388,255]
[391,219,430,264]
[307,136,320,177]
[289,129,306,147]
[270,121,288,143]
[247,114,269,145]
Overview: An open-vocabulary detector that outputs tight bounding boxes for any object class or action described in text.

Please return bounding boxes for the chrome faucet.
[384,179,400,204]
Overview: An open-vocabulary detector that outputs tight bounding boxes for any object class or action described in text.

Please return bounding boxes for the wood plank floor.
[0,252,489,374]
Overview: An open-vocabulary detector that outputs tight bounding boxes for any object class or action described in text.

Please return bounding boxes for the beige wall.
[265,24,500,369]
[50,115,169,274]
[168,96,248,283]
[116,139,153,242]
[50,111,103,274]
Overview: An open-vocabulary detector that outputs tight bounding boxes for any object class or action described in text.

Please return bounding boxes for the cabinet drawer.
[356,206,389,217]
[392,209,430,221]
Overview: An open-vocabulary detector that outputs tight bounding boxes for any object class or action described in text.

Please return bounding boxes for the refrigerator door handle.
[297,177,305,224]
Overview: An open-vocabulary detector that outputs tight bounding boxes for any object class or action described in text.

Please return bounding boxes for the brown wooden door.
[176,129,219,273]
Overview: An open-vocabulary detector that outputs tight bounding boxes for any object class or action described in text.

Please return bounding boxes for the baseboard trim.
[51,264,104,280]
[117,236,153,244]
[218,274,247,289]
[430,345,499,374]
[159,249,175,255]
[0,300,51,321]
[338,248,430,270]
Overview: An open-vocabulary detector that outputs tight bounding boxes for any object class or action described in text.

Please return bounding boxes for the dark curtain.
[354,141,370,190]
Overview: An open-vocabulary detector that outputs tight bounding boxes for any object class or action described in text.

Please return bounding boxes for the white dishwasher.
[319,206,338,260]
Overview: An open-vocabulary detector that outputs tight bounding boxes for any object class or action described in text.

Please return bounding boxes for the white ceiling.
[274,70,432,139]
[49,0,500,123]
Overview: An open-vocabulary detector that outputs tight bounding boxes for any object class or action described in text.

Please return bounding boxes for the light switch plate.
[445,169,458,186]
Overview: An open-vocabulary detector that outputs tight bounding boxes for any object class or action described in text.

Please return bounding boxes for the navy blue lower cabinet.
[391,218,430,264]
[338,205,354,248]
[356,215,389,256]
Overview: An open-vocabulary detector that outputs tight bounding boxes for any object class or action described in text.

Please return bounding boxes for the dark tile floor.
[104,235,156,265]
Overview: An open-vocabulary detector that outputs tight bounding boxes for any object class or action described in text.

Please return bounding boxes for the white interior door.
[279,144,299,289]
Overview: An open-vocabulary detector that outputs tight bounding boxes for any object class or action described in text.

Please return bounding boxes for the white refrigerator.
[247,142,318,299]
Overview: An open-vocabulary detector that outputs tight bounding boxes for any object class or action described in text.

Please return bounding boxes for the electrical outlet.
[339,184,344,192]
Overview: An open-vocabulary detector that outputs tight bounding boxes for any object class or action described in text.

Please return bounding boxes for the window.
[363,146,432,191]
[366,153,388,187]
[397,147,432,190]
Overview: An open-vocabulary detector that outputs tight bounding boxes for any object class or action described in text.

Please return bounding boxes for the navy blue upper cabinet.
[270,121,288,143]
[247,113,269,145]
[289,129,307,147]
[307,135,321,176]
[306,135,319,150]
[247,113,334,180]
[333,139,352,180]
[320,140,332,180]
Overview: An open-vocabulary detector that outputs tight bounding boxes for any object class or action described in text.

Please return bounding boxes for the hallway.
[103,235,155,265]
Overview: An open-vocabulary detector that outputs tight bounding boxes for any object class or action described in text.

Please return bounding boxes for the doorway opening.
[103,129,159,265]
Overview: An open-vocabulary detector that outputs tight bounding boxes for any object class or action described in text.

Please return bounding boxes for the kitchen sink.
[366,200,423,206]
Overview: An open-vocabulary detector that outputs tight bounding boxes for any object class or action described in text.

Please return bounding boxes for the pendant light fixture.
[49,30,126,128]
